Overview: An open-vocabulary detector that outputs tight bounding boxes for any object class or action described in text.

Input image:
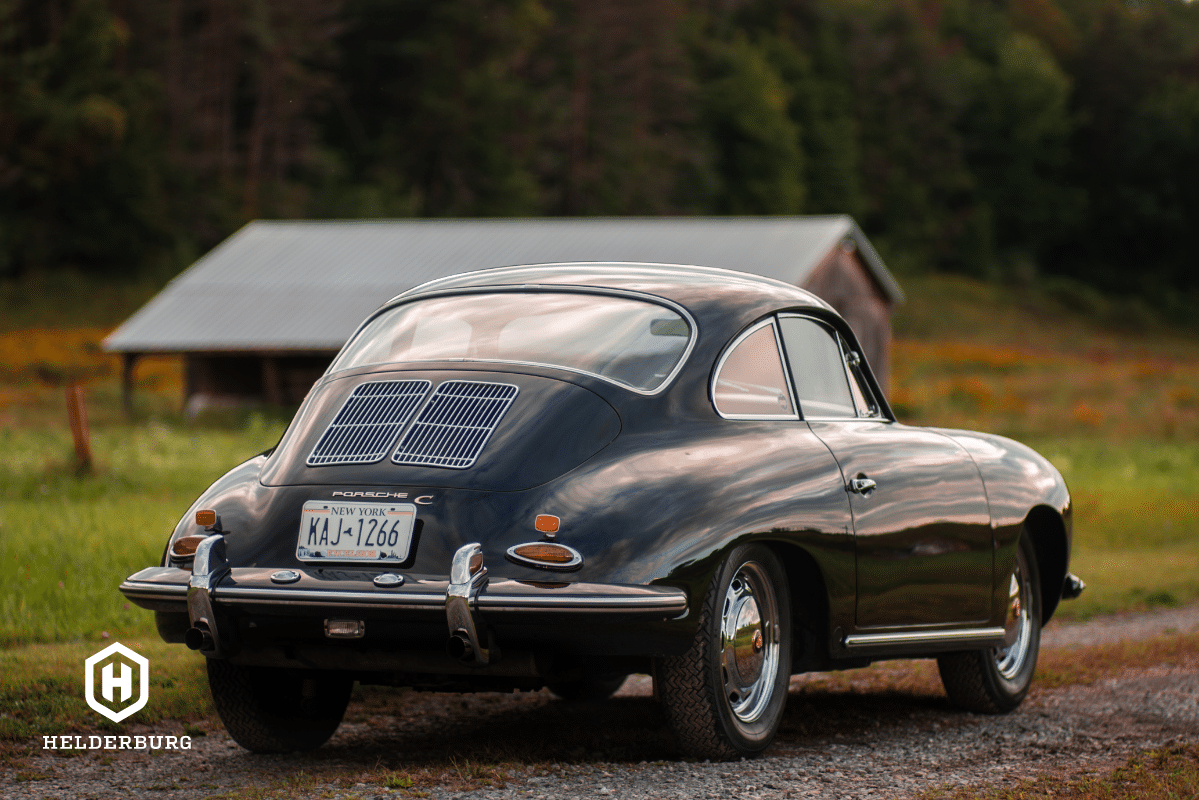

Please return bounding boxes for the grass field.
[0,272,1197,647]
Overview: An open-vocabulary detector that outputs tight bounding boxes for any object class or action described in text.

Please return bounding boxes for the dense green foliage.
[4,0,1199,308]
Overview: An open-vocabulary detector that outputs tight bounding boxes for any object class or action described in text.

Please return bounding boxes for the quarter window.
[777,316,856,418]
[712,321,796,418]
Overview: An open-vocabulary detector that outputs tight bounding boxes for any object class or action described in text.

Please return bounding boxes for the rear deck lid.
[261,369,620,491]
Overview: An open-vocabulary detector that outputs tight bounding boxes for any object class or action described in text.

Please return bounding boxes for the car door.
[777,314,994,630]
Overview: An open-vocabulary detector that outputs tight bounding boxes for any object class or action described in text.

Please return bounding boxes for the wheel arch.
[761,540,833,673]
[1024,505,1068,623]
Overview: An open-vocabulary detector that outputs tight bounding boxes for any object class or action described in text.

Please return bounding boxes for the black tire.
[206,659,353,753]
[656,543,792,760]
[546,674,628,702]
[938,531,1041,713]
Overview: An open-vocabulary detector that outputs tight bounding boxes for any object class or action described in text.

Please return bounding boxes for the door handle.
[848,477,877,495]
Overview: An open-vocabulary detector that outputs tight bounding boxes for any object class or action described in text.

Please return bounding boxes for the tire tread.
[207,659,350,753]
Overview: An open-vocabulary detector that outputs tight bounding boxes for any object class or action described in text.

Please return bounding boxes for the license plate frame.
[296,501,417,563]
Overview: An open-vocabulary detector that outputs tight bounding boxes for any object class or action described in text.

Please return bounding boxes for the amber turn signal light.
[534,514,560,534]
[507,542,583,570]
[171,535,207,558]
[196,509,217,527]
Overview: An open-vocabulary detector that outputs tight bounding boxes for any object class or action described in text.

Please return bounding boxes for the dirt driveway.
[4,604,1197,800]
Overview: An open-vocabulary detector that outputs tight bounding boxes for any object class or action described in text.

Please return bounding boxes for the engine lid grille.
[307,380,431,466]
[391,381,519,469]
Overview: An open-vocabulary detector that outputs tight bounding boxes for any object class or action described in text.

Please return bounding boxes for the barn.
[103,216,904,411]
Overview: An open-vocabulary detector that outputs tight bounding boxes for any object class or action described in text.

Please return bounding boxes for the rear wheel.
[657,544,792,760]
[207,660,352,753]
[938,531,1041,713]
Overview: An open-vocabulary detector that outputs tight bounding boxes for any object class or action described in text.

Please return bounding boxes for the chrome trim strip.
[215,586,446,606]
[844,626,1006,649]
[711,318,801,421]
[330,286,699,396]
[477,593,687,612]
[119,581,188,602]
[207,584,687,614]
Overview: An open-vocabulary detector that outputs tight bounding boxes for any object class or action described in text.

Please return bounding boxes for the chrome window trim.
[329,286,698,396]
[776,312,865,421]
[710,318,800,421]
[837,331,885,419]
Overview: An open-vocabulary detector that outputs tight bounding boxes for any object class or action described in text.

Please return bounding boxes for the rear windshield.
[331,291,693,392]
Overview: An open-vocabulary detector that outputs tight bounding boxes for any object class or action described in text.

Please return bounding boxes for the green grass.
[1035,439,1199,551]
[0,637,211,743]
[0,419,287,646]
[1030,438,1199,619]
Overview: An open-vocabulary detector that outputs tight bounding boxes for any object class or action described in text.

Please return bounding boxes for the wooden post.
[121,352,139,419]
[66,384,93,474]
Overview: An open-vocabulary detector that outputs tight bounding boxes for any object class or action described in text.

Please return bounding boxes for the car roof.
[392,262,834,320]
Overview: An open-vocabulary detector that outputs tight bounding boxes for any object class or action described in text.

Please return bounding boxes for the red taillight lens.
[195,510,217,527]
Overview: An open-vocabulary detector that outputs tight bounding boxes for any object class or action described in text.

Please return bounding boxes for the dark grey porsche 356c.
[121,263,1084,760]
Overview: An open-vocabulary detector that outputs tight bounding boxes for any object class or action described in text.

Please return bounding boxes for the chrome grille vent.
[307,380,431,466]
[392,381,518,469]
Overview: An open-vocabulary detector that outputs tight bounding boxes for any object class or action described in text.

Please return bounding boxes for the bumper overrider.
[120,537,689,667]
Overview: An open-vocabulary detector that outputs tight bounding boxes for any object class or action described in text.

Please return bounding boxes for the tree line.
[3,0,1199,309]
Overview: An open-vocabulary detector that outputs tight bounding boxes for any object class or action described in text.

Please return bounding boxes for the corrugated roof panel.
[104,216,894,353]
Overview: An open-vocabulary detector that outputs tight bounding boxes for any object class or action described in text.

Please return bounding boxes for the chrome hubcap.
[994,557,1032,680]
[720,562,780,724]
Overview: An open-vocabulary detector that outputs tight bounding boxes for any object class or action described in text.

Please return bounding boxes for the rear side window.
[712,321,796,419]
[777,316,856,418]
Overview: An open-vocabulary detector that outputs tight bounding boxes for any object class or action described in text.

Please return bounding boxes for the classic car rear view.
[121,263,1083,760]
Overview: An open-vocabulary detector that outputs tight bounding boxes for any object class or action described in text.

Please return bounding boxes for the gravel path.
[4,603,1198,800]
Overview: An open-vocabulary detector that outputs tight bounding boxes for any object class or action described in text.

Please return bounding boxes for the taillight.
[506,542,582,571]
[171,535,206,558]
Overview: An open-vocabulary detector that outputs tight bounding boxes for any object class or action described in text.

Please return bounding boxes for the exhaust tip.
[447,631,474,662]
[184,624,214,652]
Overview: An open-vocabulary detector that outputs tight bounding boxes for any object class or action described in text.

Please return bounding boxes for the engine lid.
[260,369,621,491]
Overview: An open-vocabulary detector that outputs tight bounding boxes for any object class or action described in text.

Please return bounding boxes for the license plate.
[296,501,416,562]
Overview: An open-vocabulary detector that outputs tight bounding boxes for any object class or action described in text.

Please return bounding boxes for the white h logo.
[102,661,133,703]
[85,643,149,723]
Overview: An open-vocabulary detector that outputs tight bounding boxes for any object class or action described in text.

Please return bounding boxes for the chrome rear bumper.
[120,567,688,617]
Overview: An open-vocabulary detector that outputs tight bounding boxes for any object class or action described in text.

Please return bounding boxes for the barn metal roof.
[103,216,902,354]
